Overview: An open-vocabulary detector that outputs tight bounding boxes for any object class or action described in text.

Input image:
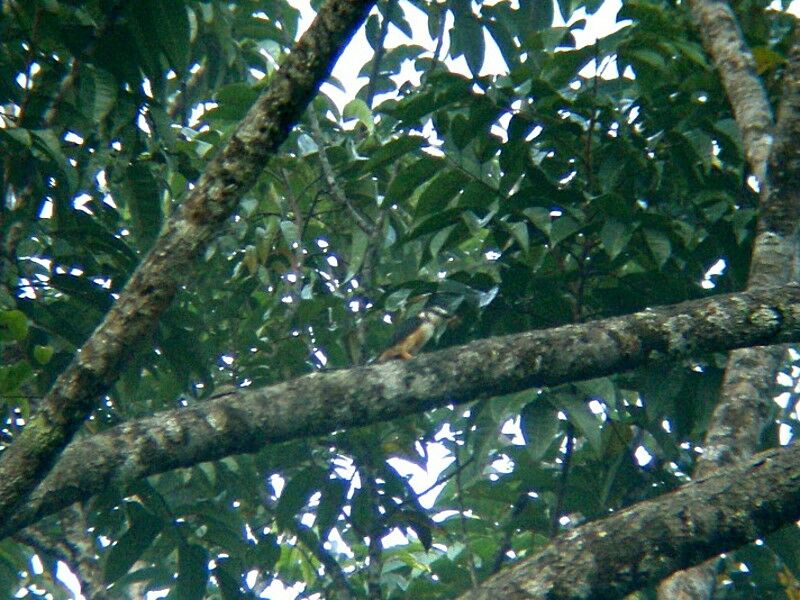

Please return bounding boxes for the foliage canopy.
[1,0,799,598]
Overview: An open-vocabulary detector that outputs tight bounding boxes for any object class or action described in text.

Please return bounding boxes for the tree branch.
[459,443,800,600]
[3,283,800,539]
[307,109,373,233]
[688,0,773,182]
[0,0,375,529]
[659,30,800,598]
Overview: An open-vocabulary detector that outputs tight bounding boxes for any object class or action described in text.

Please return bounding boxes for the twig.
[489,491,530,575]
[307,110,373,233]
[549,422,574,537]
[454,446,479,589]
[425,0,450,80]
[366,0,396,107]
[43,59,80,127]
[16,6,42,126]
[364,466,384,600]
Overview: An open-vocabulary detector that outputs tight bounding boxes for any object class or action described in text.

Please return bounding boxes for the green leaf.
[549,214,580,245]
[430,224,457,257]
[415,169,464,217]
[126,4,163,79]
[643,228,671,267]
[502,220,530,253]
[210,83,259,121]
[33,345,54,365]
[344,229,369,282]
[250,533,281,572]
[600,219,633,260]
[316,479,348,538]
[0,361,34,395]
[404,207,464,241]
[104,503,162,583]
[521,398,560,461]
[343,98,374,132]
[559,396,602,453]
[386,90,437,122]
[387,156,444,204]
[449,114,471,149]
[125,163,163,251]
[451,10,484,75]
[213,563,244,600]
[528,0,554,30]
[0,310,29,341]
[523,207,552,235]
[360,136,425,174]
[175,543,209,600]
[80,66,118,122]
[767,526,800,578]
[365,13,381,49]
[279,220,301,247]
[350,488,374,533]
[275,466,328,530]
[0,127,32,147]
[31,129,77,191]
[153,0,190,73]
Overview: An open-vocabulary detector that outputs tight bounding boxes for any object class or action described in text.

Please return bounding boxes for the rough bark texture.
[0,0,375,527]
[688,0,773,182]
[686,23,800,487]
[1,283,800,539]
[459,444,800,600]
[659,32,800,599]
[14,506,105,599]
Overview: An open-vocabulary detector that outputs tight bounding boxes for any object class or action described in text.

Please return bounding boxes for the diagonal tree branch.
[0,0,375,527]
[695,28,800,479]
[687,0,773,182]
[3,283,800,539]
[459,443,800,600]
[659,27,800,600]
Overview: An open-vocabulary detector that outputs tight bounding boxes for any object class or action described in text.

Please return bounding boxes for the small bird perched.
[377,306,451,363]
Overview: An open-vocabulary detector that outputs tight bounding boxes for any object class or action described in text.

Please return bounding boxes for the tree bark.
[459,444,800,600]
[2,283,800,539]
[659,27,800,600]
[687,0,772,182]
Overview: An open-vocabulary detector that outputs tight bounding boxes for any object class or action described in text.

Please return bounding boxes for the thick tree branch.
[660,31,800,598]
[3,283,800,539]
[459,443,800,600]
[0,0,375,528]
[688,0,773,182]
[695,29,800,476]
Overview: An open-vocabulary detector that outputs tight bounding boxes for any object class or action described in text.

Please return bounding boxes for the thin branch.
[363,464,384,600]
[15,505,104,599]
[424,0,449,80]
[365,0,395,107]
[43,59,80,127]
[490,491,531,576]
[548,422,574,538]
[16,7,42,126]
[3,282,800,538]
[454,446,479,589]
[294,524,358,598]
[307,109,373,233]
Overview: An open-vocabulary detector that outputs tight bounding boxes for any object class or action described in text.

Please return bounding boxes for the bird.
[377,305,451,363]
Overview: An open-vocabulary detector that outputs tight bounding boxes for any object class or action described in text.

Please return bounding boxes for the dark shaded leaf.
[175,543,209,600]
[104,503,162,583]
[521,398,560,461]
